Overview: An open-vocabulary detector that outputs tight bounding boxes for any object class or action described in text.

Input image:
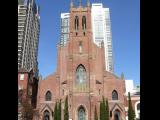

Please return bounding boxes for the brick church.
[35,1,126,120]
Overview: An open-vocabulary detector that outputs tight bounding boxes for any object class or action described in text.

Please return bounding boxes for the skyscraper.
[92,3,114,73]
[60,3,114,73]
[18,0,40,78]
[59,13,70,47]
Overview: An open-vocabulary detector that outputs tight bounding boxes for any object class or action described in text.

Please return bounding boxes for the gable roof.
[110,103,124,112]
[40,104,53,113]
[104,71,120,80]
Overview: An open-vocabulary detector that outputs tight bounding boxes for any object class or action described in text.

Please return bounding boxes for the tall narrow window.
[45,91,52,101]
[76,65,87,85]
[112,90,118,100]
[78,106,86,120]
[75,16,79,30]
[82,16,86,30]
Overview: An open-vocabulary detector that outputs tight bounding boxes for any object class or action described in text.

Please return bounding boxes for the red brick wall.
[18,73,28,90]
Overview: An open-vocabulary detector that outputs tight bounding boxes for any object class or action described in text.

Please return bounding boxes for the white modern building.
[125,80,134,95]
[91,3,114,73]
[59,3,114,73]
[125,80,140,120]
[125,80,140,95]
[18,0,40,78]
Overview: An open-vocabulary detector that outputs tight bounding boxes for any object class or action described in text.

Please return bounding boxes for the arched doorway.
[78,106,86,120]
[43,110,50,120]
[114,109,120,120]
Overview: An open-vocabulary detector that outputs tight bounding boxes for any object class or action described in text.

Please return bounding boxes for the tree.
[64,96,69,120]
[33,109,41,120]
[105,98,109,120]
[57,99,61,120]
[128,92,135,120]
[100,96,106,120]
[102,96,107,120]
[100,101,103,120]
[18,89,34,120]
[57,101,60,120]
[100,96,110,120]
[54,102,58,120]
[21,98,34,120]
[121,72,125,80]
[94,105,98,120]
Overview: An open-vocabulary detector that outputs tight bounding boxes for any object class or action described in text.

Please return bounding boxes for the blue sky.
[36,0,140,86]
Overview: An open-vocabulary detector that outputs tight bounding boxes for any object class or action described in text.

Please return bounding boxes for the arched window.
[45,91,52,101]
[76,65,87,85]
[112,90,118,100]
[137,103,140,110]
[44,110,50,120]
[82,16,86,30]
[78,106,86,120]
[75,16,79,30]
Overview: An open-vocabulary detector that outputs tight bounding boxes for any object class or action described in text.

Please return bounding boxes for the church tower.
[57,0,107,119]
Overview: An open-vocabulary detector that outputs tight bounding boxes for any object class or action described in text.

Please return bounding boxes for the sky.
[36,0,140,86]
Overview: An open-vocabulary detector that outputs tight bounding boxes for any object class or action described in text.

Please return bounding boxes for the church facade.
[35,1,126,120]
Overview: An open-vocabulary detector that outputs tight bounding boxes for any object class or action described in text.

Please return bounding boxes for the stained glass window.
[45,91,52,101]
[112,90,118,100]
[78,107,85,120]
[76,65,87,85]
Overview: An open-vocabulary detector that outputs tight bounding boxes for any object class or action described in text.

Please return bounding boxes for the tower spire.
[87,0,90,7]
[79,0,82,6]
[70,0,74,7]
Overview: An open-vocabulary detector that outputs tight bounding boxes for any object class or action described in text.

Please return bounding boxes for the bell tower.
[69,0,92,37]
[67,0,93,93]
[64,1,96,119]
[57,1,106,119]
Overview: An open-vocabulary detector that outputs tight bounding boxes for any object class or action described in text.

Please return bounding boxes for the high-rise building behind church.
[18,0,40,78]
[92,3,114,73]
[60,3,114,73]
[60,13,70,47]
